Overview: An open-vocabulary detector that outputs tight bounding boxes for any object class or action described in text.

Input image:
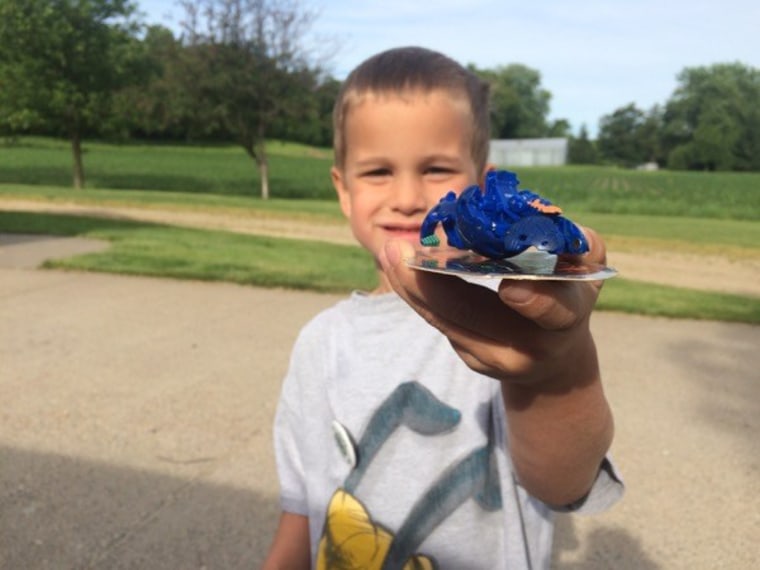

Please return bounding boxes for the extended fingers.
[497,279,595,331]
[497,226,606,329]
[381,243,545,379]
[566,226,606,266]
[381,239,599,382]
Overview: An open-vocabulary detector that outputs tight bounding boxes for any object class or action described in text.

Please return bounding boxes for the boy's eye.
[362,168,391,178]
[425,166,456,177]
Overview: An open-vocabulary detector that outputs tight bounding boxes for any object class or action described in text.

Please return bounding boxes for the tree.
[567,124,598,164]
[111,25,195,141]
[272,77,340,148]
[638,105,664,165]
[547,118,571,138]
[470,64,554,139]
[0,0,144,188]
[596,103,662,167]
[177,0,329,199]
[661,62,760,171]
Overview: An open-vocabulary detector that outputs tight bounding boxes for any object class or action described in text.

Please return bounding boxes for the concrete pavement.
[1,236,758,569]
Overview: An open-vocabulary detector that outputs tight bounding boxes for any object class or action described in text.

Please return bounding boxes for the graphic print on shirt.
[316,381,502,570]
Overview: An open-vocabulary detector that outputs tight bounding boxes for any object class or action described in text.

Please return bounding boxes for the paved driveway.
[1,237,758,569]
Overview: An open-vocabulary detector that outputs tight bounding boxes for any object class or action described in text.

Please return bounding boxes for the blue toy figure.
[420,170,589,258]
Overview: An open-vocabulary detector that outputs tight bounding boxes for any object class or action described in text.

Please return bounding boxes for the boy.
[263,47,622,569]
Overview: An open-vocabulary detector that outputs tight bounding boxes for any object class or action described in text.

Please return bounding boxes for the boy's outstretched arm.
[380,229,614,508]
[262,512,310,570]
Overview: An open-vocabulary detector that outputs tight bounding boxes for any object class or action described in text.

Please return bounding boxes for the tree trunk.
[71,133,85,189]
[243,135,270,199]
[258,140,269,200]
[259,160,270,199]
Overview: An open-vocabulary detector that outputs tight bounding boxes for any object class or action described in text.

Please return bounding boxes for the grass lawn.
[0,211,376,293]
[2,211,758,324]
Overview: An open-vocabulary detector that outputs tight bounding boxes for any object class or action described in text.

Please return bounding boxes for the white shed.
[488,138,568,167]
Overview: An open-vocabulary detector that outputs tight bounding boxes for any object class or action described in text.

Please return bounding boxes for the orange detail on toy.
[529,198,563,214]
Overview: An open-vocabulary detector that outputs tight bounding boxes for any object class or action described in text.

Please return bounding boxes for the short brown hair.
[332,46,491,172]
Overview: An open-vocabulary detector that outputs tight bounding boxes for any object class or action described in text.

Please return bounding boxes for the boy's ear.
[331,166,352,219]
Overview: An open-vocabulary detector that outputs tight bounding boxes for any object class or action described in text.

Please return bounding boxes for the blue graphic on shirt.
[318,381,502,569]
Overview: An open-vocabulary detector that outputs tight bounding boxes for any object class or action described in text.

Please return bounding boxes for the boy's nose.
[391,177,427,213]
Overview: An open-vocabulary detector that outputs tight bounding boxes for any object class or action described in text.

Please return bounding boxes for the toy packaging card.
[407,248,617,282]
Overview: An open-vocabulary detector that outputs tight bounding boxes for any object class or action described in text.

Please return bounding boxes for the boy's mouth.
[381,224,422,242]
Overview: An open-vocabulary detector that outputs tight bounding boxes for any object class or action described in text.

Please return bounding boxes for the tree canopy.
[568,125,598,164]
[661,62,760,171]
[470,64,553,139]
[592,63,760,171]
[596,104,662,168]
[0,0,144,188]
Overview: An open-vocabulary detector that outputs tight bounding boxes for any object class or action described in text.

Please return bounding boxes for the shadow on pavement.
[3,441,667,569]
[670,328,760,453]
[553,514,661,569]
[1,446,279,570]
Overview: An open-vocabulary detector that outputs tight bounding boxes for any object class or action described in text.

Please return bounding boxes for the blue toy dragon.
[419,170,589,258]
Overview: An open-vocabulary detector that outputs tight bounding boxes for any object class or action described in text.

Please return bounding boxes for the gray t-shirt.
[274,291,622,569]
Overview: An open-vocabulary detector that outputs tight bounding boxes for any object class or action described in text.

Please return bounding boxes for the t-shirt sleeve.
[272,325,322,517]
[273,387,308,515]
[554,456,625,514]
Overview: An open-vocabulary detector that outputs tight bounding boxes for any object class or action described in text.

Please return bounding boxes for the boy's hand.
[380,228,606,386]
[380,228,614,506]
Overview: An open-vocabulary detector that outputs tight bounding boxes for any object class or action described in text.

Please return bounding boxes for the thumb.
[381,239,415,272]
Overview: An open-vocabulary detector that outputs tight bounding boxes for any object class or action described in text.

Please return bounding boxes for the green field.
[1,137,759,323]
[3,136,760,220]
[515,167,760,221]
[0,137,335,199]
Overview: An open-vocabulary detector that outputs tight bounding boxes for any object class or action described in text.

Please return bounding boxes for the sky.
[137,0,760,136]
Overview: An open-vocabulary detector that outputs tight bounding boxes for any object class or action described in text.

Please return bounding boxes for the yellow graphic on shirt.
[316,488,435,570]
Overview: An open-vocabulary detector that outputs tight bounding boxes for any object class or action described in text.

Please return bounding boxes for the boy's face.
[332,89,483,291]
